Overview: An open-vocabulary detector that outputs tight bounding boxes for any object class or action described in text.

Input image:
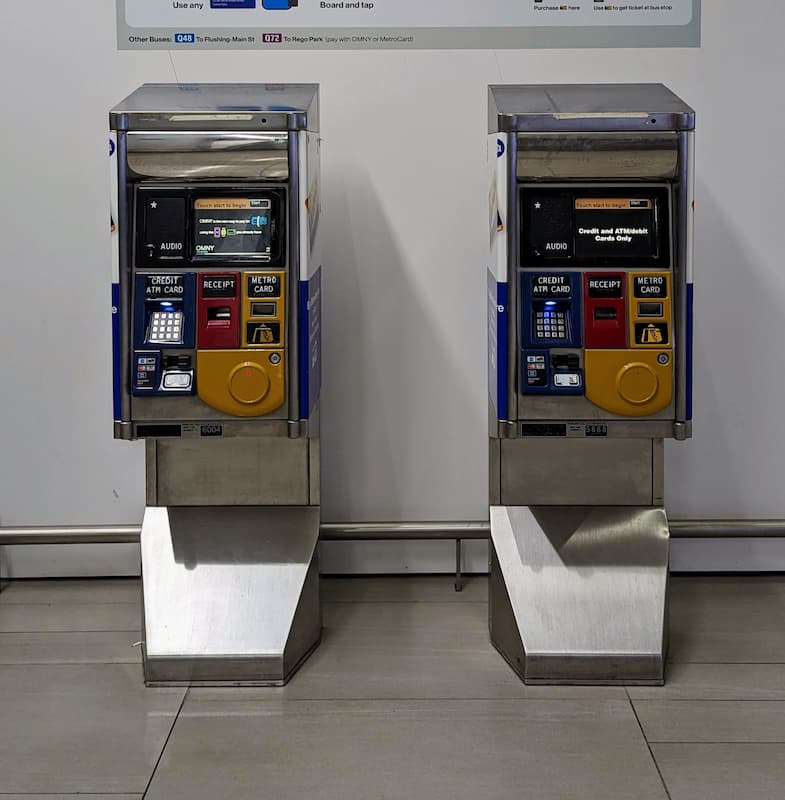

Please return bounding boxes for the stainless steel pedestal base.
[141,505,321,686]
[489,505,669,685]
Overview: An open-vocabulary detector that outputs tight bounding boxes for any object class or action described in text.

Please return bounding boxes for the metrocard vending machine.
[110,84,323,685]
[487,85,695,685]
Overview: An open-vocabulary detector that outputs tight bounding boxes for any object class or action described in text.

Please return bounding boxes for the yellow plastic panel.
[197,350,285,417]
[242,271,286,349]
[628,272,673,349]
[585,350,673,417]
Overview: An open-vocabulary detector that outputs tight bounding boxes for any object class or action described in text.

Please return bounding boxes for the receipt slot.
[110,84,323,685]
[487,85,695,684]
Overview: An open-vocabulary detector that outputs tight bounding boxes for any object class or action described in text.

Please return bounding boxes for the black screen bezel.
[520,185,672,269]
[135,185,287,269]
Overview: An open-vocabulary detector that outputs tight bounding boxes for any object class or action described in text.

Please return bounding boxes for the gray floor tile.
[322,575,487,603]
[629,663,785,701]
[186,587,623,700]
[193,592,623,700]
[0,579,141,604]
[0,602,139,632]
[146,698,667,800]
[0,664,184,794]
[322,600,489,647]
[652,743,785,800]
[669,576,785,663]
[193,637,624,702]
[634,700,785,743]
[0,631,142,664]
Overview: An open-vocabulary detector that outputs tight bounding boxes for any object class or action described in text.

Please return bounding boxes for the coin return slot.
[251,302,277,317]
[594,307,618,321]
[638,302,664,318]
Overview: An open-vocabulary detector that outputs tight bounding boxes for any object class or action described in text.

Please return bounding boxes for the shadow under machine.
[110,84,323,684]
[487,84,695,684]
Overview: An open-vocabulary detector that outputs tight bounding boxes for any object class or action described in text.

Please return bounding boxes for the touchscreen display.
[521,188,668,266]
[193,198,274,259]
[574,198,656,259]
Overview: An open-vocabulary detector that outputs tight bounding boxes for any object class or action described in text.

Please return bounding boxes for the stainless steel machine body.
[487,84,695,684]
[110,84,323,685]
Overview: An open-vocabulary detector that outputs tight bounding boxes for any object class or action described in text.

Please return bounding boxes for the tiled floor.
[1,576,784,799]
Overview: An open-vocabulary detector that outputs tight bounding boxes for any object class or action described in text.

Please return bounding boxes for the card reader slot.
[638,302,664,318]
[251,302,277,317]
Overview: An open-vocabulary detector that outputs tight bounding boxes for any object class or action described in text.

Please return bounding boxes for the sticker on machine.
[247,274,281,298]
[633,275,669,298]
[635,322,669,346]
[247,322,281,345]
[531,275,571,297]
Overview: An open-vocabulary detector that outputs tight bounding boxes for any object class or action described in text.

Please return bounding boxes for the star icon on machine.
[150,201,158,209]
[534,202,542,210]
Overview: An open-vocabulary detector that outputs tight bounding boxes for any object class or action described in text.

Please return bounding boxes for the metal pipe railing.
[1,520,785,546]
[319,522,491,541]
[0,526,142,546]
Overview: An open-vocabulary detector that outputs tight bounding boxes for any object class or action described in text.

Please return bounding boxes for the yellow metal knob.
[228,362,270,405]
[616,362,659,405]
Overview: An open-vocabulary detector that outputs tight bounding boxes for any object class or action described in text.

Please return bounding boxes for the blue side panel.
[112,283,121,421]
[497,281,509,421]
[299,267,322,419]
[487,270,498,418]
[686,283,694,421]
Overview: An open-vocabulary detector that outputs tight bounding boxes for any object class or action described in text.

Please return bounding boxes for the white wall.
[1,2,784,576]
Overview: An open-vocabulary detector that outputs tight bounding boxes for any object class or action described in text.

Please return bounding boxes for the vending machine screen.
[574,198,656,260]
[521,187,670,267]
[193,198,275,259]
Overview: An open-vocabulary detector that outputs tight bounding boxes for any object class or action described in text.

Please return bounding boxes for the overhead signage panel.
[117,0,701,50]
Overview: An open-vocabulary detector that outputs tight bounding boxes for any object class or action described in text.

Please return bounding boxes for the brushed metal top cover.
[111,83,320,132]
[489,84,695,133]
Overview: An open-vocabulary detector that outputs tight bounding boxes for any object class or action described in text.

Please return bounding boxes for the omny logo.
[174,33,196,44]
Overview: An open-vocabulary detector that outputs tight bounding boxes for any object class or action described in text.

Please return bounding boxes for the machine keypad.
[148,311,184,344]
[536,310,567,340]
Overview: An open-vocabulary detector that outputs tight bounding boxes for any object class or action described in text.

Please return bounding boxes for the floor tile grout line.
[626,687,674,800]
[141,686,189,800]
[647,740,785,745]
[627,699,785,703]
